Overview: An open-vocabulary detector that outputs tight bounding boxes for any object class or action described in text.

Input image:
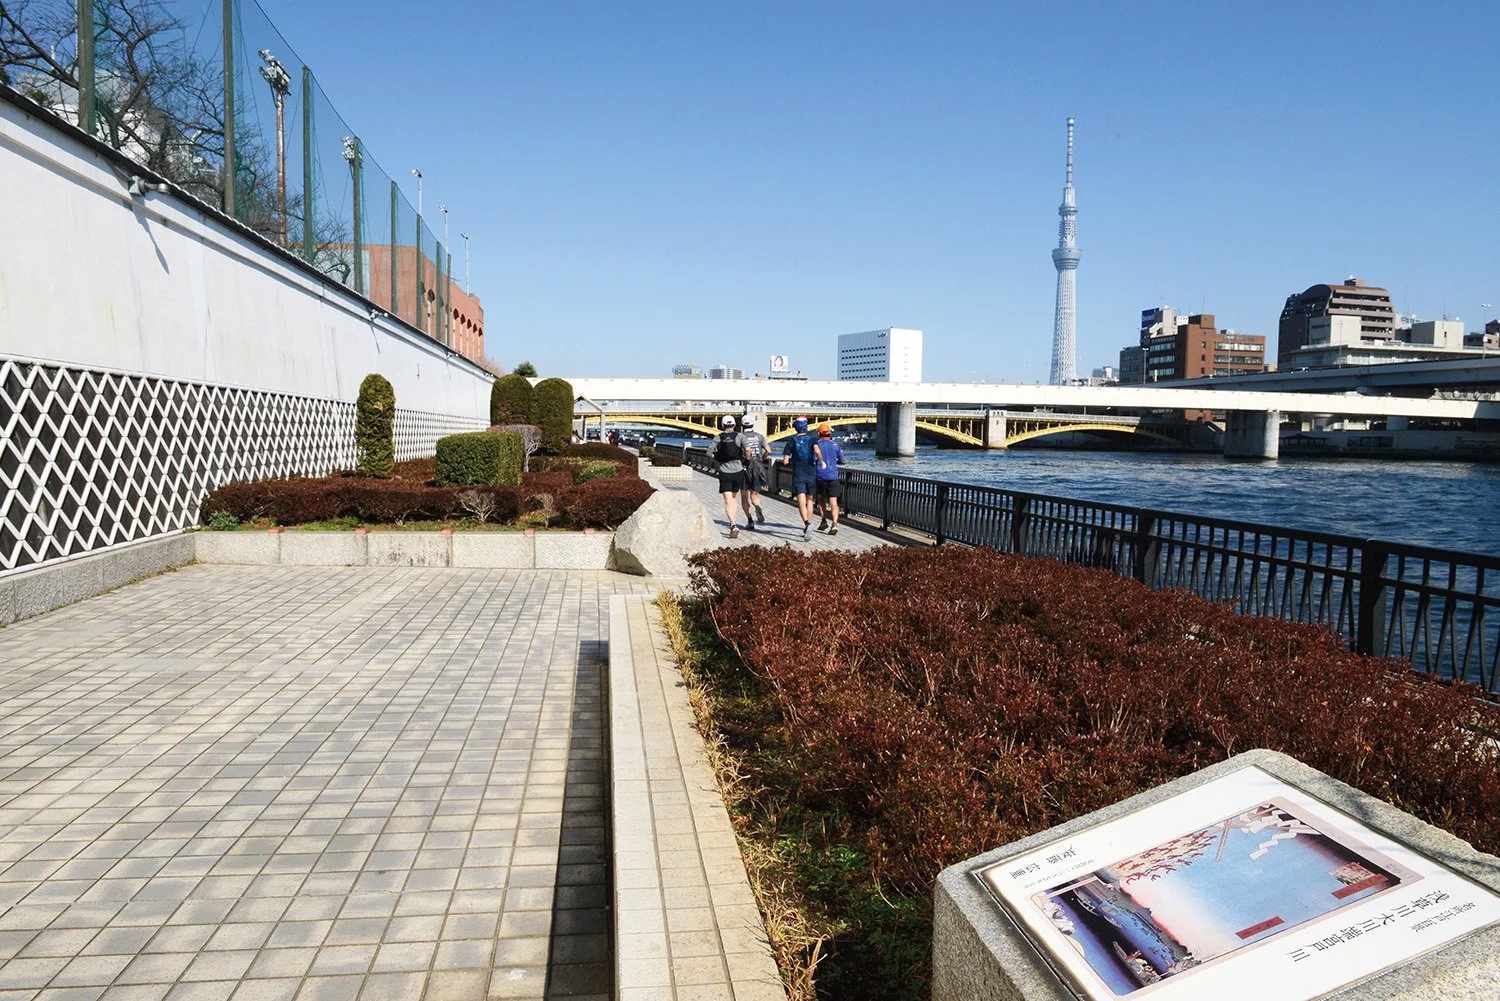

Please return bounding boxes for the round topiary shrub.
[529,377,575,455]
[490,373,533,426]
[355,373,396,477]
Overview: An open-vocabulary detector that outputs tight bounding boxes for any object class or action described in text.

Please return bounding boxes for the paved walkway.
[649,469,889,555]
[0,566,655,1001]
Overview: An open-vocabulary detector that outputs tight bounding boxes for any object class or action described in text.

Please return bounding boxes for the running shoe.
[817,521,830,533]
[745,520,756,532]
[729,526,739,539]
[801,523,813,542]
[755,505,765,524]
[829,525,839,536]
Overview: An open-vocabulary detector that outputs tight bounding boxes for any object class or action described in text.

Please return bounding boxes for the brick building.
[1118,307,1267,383]
[362,245,486,365]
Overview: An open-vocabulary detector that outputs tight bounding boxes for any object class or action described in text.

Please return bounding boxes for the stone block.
[0,536,197,625]
[534,532,615,570]
[365,532,451,567]
[97,536,196,591]
[610,489,709,577]
[194,531,282,565]
[9,556,104,621]
[932,749,1500,1001]
[279,532,367,566]
[451,533,536,568]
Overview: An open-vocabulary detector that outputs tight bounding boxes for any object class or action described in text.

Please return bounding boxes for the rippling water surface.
[835,446,1500,556]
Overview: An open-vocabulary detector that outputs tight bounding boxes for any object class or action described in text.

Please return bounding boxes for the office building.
[1118,308,1266,383]
[1278,278,1396,368]
[837,328,923,382]
[671,363,703,379]
[707,364,745,380]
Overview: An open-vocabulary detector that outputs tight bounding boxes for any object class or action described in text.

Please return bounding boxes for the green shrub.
[435,431,524,487]
[573,460,619,484]
[355,373,396,477]
[639,445,656,457]
[529,377,575,454]
[563,441,636,463]
[490,374,533,426]
[208,510,240,531]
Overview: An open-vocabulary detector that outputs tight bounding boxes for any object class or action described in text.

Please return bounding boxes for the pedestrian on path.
[739,414,770,527]
[782,416,819,540]
[712,415,749,538]
[813,422,845,534]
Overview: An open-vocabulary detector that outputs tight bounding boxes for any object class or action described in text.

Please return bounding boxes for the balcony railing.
[658,442,1500,698]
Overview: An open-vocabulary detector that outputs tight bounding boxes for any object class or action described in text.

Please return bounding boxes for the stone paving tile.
[0,565,657,999]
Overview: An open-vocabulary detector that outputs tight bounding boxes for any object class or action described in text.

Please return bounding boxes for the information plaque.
[974,766,1500,1000]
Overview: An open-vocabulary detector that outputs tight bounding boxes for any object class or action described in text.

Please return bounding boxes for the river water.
[836,446,1500,557]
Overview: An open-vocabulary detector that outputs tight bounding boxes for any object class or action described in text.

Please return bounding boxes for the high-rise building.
[707,364,745,380]
[1118,307,1266,383]
[671,363,703,378]
[1049,118,1080,385]
[836,328,923,381]
[1277,278,1396,368]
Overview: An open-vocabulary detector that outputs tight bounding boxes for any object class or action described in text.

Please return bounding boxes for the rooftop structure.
[1278,278,1396,368]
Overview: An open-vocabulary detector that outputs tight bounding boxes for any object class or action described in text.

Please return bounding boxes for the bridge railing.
[656,442,1500,698]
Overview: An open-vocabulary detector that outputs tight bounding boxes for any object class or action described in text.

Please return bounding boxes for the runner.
[781,416,819,541]
[738,414,770,527]
[813,422,845,535]
[711,415,748,538]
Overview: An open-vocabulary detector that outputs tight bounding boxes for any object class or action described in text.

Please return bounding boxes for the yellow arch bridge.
[574,405,1190,449]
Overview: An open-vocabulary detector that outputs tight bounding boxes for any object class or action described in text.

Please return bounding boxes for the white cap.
[720,415,736,427]
[741,414,757,427]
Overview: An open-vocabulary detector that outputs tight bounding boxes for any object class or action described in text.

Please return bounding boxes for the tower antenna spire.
[1049,117,1080,385]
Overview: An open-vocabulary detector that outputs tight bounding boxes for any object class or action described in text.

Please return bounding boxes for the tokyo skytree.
[1049,117,1079,385]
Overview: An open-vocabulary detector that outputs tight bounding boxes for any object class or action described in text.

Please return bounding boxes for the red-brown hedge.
[563,441,638,464]
[690,546,1500,891]
[557,477,655,528]
[202,477,521,526]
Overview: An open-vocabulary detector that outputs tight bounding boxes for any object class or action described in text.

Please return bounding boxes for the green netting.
[1,0,449,347]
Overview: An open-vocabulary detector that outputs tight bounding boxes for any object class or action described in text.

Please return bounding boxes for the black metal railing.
[656,442,1500,697]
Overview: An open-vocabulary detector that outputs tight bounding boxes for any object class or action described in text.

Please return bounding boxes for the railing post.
[77,0,96,136]
[388,180,399,314]
[349,137,364,295]
[1357,541,1390,657]
[1133,513,1160,585]
[935,482,949,545]
[301,65,314,262]
[1011,495,1030,555]
[881,474,892,530]
[222,0,236,219]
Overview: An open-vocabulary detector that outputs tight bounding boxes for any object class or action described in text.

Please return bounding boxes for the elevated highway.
[1166,356,1500,396]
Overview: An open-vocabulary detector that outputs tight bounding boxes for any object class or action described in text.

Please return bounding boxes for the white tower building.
[1049,117,1079,385]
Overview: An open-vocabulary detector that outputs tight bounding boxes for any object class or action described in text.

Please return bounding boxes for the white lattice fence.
[0,358,484,574]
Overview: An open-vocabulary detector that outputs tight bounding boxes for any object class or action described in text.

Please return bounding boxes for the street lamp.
[257,49,291,244]
[411,168,422,217]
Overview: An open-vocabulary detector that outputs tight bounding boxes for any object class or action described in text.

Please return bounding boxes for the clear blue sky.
[256,0,1500,382]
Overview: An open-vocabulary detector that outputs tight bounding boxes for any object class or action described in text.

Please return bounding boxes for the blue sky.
[253,0,1500,381]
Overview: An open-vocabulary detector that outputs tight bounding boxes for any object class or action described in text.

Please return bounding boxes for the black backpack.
[715,432,744,464]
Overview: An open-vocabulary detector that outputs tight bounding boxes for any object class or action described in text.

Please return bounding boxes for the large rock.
[610,488,709,577]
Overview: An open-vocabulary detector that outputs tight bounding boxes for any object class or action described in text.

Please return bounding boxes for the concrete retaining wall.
[193,530,615,570]
[0,535,195,626]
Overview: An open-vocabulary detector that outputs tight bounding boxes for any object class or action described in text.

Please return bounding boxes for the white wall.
[0,94,491,417]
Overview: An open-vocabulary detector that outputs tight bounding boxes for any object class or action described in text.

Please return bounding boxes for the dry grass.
[654,592,832,1001]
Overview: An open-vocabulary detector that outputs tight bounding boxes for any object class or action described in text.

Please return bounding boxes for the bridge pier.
[983,410,1007,449]
[875,402,916,456]
[1223,409,1280,460]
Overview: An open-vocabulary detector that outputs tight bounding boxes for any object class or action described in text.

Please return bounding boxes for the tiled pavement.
[0,566,656,1001]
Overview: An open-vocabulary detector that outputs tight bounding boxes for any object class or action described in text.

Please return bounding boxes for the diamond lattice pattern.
[0,358,484,574]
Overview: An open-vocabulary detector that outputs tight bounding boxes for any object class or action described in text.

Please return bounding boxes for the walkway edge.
[608,594,787,1001]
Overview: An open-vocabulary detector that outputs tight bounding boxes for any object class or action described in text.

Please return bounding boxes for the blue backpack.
[789,433,816,468]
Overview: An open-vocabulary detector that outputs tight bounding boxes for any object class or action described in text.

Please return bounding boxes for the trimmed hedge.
[201,477,500,525]
[355,374,395,477]
[557,476,654,528]
[529,377,574,454]
[690,546,1500,890]
[490,374,533,426]
[434,431,524,487]
[563,441,637,464]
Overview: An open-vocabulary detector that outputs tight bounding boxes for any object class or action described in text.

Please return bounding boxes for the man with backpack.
[712,415,749,538]
[813,422,845,535]
[781,416,819,541]
[738,414,770,527]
